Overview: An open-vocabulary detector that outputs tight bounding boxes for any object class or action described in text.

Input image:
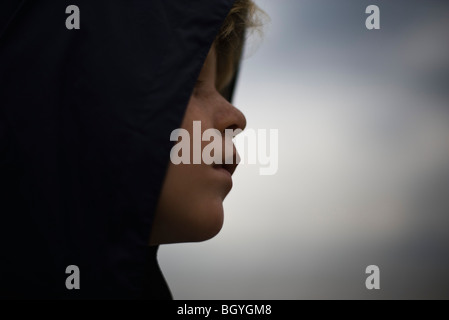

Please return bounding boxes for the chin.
[188,200,225,242]
[150,183,228,245]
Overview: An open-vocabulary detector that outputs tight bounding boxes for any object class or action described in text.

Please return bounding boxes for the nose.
[215,97,247,134]
[214,97,246,168]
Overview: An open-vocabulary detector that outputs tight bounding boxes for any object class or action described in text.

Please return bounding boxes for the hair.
[214,0,265,94]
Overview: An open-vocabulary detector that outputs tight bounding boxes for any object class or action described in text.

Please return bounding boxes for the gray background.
[159,0,449,299]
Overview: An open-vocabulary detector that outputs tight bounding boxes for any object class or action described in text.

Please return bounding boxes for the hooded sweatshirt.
[0,0,236,299]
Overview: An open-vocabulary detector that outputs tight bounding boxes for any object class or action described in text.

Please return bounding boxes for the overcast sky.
[159,0,449,299]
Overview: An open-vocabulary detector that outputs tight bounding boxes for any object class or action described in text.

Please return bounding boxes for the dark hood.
[0,0,235,299]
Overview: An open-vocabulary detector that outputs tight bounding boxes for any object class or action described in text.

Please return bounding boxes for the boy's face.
[149,46,247,245]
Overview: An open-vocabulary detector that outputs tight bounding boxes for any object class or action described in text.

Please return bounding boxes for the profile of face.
[149,46,247,245]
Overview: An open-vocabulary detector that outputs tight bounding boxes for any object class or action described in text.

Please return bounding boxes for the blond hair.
[214,0,264,94]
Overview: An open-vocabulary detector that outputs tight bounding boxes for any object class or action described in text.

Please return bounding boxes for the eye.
[195,79,205,88]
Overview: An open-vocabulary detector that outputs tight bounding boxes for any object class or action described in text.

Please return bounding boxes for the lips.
[213,162,237,176]
[212,146,240,176]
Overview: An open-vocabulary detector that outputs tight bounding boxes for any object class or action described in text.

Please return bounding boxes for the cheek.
[178,99,231,197]
[150,99,226,244]
[181,96,213,128]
